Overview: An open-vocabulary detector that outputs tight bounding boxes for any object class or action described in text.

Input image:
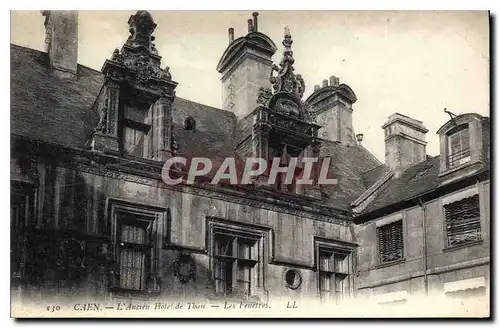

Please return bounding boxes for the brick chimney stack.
[42,10,78,78]
[382,113,428,178]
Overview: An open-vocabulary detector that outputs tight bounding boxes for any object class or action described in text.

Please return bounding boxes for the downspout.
[418,198,429,296]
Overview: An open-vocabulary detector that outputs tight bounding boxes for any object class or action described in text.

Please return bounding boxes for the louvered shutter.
[444,194,481,246]
[378,220,404,263]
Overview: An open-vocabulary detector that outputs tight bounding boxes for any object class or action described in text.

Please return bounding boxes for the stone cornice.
[11,134,352,226]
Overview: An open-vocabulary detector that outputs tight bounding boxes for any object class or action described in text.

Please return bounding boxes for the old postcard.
[10,10,490,318]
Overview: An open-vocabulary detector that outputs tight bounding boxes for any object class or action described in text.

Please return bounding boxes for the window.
[447,125,471,168]
[209,220,269,299]
[318,249,351,303]
[444,194,482,247]
[117,219,150,290]
[123,122,149,158]
[11,181,35,279]
[377,220,404,264]
[315,240,354,304]
[214,233,258,297]
[109,201,168,295]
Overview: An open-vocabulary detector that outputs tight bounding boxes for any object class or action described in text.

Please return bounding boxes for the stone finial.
[269,27,305,98]
[126,10,157,51]
[228,27,235,44]
[322,79,328,87]
[314,85,320,91]
[252,12,259,32]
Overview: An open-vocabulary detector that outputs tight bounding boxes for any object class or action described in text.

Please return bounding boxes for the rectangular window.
[214,233,259,297]
[447,126,471,167]
[109,200,168,295]
[123,125,146,158]
[377,220,404,264]
[315,241,353,304]
[209,220,269,300]
[117,221,150,290]
[11,181,35,278]
[444,194,482,247]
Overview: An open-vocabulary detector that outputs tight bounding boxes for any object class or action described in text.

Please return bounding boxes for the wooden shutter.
[444,194,481,246]
[378,220,404,263]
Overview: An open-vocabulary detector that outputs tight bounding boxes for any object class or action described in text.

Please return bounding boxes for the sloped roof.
[362,156,440,214]
[10,44,237,156]
[318,141,382,210]
[171,97,236,159]
[11,43,385,212]
[362,163,390,189]
[360,154,490,216]
[11,43,104,148]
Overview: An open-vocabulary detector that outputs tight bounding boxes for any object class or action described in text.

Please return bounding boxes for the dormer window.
[437,113,488,177]
[447,124,471,168]
[122,103,152,158]
[123,121,149,157]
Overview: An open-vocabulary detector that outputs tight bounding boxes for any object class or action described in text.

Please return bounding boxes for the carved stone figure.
[256,87,273,106]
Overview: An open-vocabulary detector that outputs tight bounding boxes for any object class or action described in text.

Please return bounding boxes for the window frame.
[442,193,482,249]
[11,181,36,280]
[376,219,405,265]
[122,119,151,158]
[446,124,471,168]
[207,218,271,300]
[108,199,168,296]
[314,238,355,303]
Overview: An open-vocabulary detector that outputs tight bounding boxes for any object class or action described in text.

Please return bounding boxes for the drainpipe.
[418,197,429,296]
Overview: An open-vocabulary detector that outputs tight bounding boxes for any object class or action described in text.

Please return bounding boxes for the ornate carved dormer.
[248,27,321,196]
[92,11,178,162]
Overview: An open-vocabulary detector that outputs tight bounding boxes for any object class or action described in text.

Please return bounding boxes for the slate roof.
[318,141,382,210]
[10,44,237,156]
[11,43,385,211]
[359,153,490,216]
[362,163,390,189]
[11,43,104,148]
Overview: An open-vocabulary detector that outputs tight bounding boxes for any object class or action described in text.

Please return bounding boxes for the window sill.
[438,159,483,178]
[443,240,483,253]
[374,258,405,269]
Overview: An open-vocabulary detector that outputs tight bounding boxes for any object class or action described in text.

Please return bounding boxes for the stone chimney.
[305,75,358,145]
[382,113,428,178]
[216,12,277,118]
[42,11,78,78]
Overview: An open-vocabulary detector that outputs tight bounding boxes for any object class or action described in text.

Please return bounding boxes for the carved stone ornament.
[126,10,157,51]
[173,253,196,284]
[256,87,273,106]
[269,27,306,99]
[105,11,174,84]
[135,55,154,83]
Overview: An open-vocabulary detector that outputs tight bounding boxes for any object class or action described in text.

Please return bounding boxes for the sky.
[10,10,490,162]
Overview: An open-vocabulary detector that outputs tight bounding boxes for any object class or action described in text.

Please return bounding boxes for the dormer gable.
[437,112,489,181]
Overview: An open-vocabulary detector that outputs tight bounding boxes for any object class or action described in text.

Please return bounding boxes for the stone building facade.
[10,11,490,309]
